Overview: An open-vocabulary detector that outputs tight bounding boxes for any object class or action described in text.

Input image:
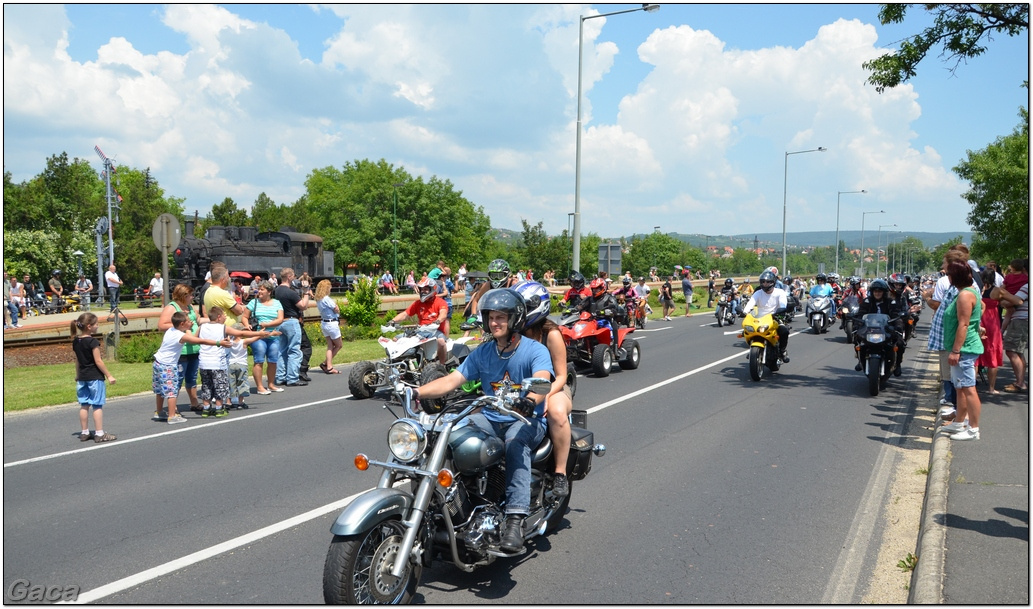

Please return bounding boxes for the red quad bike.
[558,308,640,377]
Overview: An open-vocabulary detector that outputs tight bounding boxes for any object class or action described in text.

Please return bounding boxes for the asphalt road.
[3,311,926,604]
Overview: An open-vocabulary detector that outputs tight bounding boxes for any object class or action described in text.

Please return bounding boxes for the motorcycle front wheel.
[348,361,379,399]
[716,309,724,327]
[748,345,763,381]
[323,520,423,605]
[867,356,881,396]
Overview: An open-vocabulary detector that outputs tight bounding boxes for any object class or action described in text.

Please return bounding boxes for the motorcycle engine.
[460,505,503,554]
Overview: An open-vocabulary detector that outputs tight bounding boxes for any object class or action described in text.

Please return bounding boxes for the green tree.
[304,159,491,276]
[954,106,1030,264]
[208,197,250,227]
[250,193,283,232]
[864,4,1029,92]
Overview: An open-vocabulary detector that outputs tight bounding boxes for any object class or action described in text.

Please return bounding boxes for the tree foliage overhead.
[864,4,1029,92]
[954,106,1030,264]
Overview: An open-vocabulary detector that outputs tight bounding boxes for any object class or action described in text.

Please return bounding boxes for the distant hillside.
[493,228,971,251]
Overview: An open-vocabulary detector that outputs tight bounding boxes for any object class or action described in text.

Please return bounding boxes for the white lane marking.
[63,491,364,604]
[4,396,350,468]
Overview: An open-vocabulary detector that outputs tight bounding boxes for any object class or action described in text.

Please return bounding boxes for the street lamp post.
[835,190,866,275]
[859,210,885,278]
[73,250,85,277]
[572,3,660,274]
[876,224,896,277]
[782,147,826,275]
[392,182,405,279]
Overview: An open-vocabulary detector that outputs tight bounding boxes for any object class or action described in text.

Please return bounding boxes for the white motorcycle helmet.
[513,281,551,328]
[416,278,436,302]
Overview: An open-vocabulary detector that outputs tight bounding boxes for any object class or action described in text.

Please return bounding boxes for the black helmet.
[724,278,734,287]
[816,273,827,282]
[869,278,889,294]
[622,277,632,286]
[849,276,861,287]
[479,288,526,336]
[487,259,511,289]
[52,269,62,276]
[569,271,585,291]
[759,270,777,293]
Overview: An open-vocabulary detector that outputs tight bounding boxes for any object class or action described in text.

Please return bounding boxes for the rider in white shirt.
[741,270,791,362]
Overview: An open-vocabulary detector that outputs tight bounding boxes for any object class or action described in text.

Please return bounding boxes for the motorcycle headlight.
[744,324,755,333]
[757,324,770,333]
[868,332,885,343]
[387,419,426,462]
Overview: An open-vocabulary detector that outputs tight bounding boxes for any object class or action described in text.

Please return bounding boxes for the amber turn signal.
[437,468,454,487]
[355,454,370,471]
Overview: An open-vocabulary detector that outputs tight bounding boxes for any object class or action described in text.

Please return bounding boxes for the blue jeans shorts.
[76,380,107,407]
[950,352,978,389]
[251,336,281,364]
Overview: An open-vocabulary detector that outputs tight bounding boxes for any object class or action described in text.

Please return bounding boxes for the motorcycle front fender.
[329,487,415,536]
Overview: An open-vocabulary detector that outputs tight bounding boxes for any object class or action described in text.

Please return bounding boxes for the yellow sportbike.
[739,311,785,381]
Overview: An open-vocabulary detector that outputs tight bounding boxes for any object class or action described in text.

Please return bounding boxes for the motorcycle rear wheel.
[544,483,573,533]
[748,346,763,381]
[348,361,379,399]
[323,520,422,605]
[618,338,641,370]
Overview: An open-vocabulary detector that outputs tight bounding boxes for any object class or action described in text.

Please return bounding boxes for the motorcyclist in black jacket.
[580,277,622,351]
[852,278,908,375]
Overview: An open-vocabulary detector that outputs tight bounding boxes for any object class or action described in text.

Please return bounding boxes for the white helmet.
[416,278,436,302]
[513,281,550,328]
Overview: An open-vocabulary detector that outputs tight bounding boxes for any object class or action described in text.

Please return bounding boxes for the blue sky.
[3,4,1028,242]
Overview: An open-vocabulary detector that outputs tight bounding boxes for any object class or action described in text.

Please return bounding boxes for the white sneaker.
[168,415,188,425]
[940,421,968,433]
[951,427,980,441]
[938,406,956,419]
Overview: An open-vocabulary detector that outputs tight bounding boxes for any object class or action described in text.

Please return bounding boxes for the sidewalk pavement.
[911,365,1029,604]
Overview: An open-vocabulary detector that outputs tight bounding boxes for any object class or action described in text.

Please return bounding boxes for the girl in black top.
[71,312,117,442]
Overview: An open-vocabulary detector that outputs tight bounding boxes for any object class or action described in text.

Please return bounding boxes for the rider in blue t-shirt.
[809,273,836,317]
[415,288,554,555]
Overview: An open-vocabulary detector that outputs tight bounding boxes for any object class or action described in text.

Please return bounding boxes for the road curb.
[909,430,950,604]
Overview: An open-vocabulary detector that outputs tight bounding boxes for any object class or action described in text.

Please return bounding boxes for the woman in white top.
[315,280,343,374]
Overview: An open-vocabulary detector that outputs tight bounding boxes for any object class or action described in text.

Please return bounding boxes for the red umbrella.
[229,271,252,279]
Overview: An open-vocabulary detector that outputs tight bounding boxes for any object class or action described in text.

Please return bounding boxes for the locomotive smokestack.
[185,219,195,238]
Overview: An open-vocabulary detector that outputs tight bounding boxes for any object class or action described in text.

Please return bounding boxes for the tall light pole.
[573,3,660,275]
[859,210,884,278]
[392,182,405,279]
[835,190,866,276]
[782,146,827,275]
[876,223,896,277]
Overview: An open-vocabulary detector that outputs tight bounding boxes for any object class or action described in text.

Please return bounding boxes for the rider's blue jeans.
[468,412,546,516]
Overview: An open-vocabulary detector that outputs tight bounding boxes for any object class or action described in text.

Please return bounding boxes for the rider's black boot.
[501,515,524,553]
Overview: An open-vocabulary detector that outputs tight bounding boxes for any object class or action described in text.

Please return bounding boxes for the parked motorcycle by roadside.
[322,379,605,604]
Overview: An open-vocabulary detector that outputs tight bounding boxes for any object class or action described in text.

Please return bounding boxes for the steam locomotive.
[172,220,336,289]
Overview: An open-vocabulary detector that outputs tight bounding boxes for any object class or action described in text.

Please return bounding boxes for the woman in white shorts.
[315,280,343,374]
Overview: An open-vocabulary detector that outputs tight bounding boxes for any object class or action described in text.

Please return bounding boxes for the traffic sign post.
[152,213,181,307]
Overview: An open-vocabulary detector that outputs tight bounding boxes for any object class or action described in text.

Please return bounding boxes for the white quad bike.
[348,324,476,406]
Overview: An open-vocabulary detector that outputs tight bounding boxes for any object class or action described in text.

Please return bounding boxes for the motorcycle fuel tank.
[448,424,505,474]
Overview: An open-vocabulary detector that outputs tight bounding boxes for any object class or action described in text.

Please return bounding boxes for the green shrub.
[341,277,381,327]
[115,330,163,363]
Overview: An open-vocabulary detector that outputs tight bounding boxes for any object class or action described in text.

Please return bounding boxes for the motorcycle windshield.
[862,313,890,328]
